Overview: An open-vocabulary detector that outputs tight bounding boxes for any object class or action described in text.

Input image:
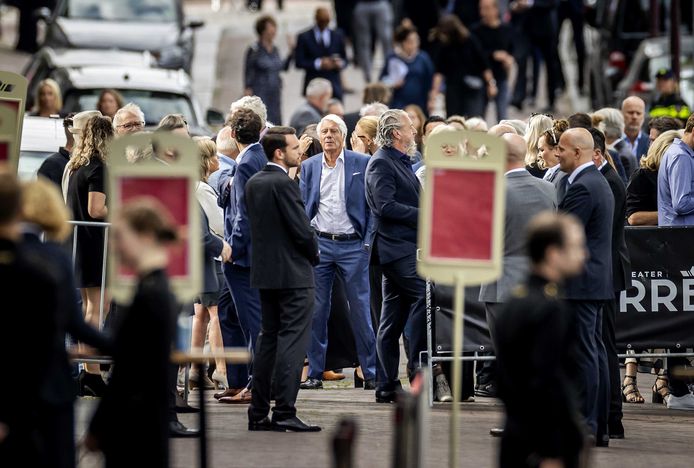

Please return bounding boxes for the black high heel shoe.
[354,368,364,388]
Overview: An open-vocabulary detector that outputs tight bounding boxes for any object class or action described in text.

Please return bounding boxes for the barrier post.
[449,275,465,468]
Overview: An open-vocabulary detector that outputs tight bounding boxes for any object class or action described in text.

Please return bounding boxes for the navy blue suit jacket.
[635,132,650,161]
[365,146,421,265]
[294,27,347,100]
[558,165,614,300]
[220,142,267,268]
[300,150,372,244]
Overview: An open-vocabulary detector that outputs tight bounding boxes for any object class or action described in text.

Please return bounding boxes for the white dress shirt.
[313,27,332,70]
[567,161,595,185]
[311,151,355,234]
[266,161,288,174]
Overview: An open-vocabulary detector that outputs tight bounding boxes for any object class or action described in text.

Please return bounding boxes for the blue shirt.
[657,138,694,226]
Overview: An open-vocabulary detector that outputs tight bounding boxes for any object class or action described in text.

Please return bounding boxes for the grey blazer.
[479,170,557,303]
[288,100,322,135]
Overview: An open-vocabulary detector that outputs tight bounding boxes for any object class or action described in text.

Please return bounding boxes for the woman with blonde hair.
[524,113,553,178]
[21,178,111,468]
[191,136,228,389]
[66,115,114,395]
[538,119,569,185]
[31,78,63,117]
[351,115,380,155]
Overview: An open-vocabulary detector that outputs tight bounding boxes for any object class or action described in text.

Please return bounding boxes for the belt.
[315,231,361,241]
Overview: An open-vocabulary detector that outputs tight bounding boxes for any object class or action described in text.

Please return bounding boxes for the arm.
[668,156,694,215]
[87,162,107,219]
[366,158,418,227]
[201,208,224,259]
[230,162,255,261]
[275,179,319,263]
[627,211,659,226]
[243,46,257,94]
[294,33,315,71]
[298,161,310,207]
[87,192,108,219]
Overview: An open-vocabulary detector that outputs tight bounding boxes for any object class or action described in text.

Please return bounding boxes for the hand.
[83,433,100,452]
[299,133,313,155]
[286,33,296,51]
[539,459,564,468]
[487,83,498,98]
[221,241,232,263]
[350,133,367,154]
[320,57,335,70]
[492,50,507,62]
[332,57,344,69]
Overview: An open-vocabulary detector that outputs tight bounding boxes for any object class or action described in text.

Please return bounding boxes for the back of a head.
[216,126,238,154]
[230,95,268,127]
[500,119,527,137]
[229,108,263,145]
[541,119,569,148]
[525,114,553,165]
[0,172,21,227]
[194,136,217,179]
[568,113,592,129]
[648,116,683,134]
[118,197,179,244]
[306,78,333,100]
[356,116,379,140]
[376,109,407,148]
[588,127,606,155]
[360,102,389,118]
[157,113,187,132]
[592,108,624,140]
[261,126,295,161]
[526,211,579,266]
[73,110,103,134]
[362,82,391,105]
[464,117,488,132]
[503,133,527,164]
[70,115,114,171]
[488,124,517,137]
[22,178,71,241]
[429,124,458,137]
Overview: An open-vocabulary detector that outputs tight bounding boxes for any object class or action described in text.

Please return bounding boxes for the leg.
[224,264,262,377]
[511,28,530,107]
[217,282,248,388]
[207,306,227,382]
[271,288,315,420]
[82,286,109,374]
[602,297,623,432]
[352,2,373,83]
[376,268,410,391]
[249,290,281,421]
[369,264,383,330]
[307,239,336,380]
[569,300,600,435]
[495,79,510,122]
[374,1,394,69]
[595,303,611,441]
[191,303,211,350]
[476,303,500,390]
[337,240,376,380]
[570,7,586,90]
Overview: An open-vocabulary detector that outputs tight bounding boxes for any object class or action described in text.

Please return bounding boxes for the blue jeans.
[483,78,509,122]
[308,237,376,380]
[217,274,249,388]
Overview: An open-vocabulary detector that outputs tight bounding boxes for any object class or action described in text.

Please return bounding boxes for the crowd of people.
[4,1,694,467]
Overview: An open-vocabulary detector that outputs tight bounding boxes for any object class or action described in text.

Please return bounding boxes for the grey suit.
[288,100,322,135]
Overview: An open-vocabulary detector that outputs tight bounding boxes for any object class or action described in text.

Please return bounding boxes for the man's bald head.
[315,7,330,29]
[503,133,527,168]
[621,96,646,135]
[556,128,594,174]
[489,124,517,138]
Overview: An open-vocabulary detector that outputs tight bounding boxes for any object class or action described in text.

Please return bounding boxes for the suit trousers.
[308,238,376,380]
[249,287,314,421]
[568,300,609,435]
[376,253,427,392]
[352,0,393,82]
[602,296,623,428]
[217,280,249,388]
[223,263,262,377]
[37,403,75,468]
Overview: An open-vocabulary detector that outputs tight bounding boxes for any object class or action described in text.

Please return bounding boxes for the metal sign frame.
[0,71,28,172]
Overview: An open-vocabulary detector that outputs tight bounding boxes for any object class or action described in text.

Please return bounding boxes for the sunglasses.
[530,112,554,119]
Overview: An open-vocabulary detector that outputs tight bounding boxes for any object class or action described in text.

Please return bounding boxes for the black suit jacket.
[600,163,631,293]
[294,27,347,100]
[245,165,319,289]
[558,164,614,300]
[200,207,222,294]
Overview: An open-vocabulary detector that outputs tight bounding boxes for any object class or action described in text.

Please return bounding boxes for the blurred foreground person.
[495,212,587,468]
[0,173,57,466]
[22,179,111,468]
[86,198,180,467]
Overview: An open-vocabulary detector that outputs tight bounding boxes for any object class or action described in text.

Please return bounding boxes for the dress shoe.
[375,389,398,403]
[323,370,345,381]
[78,370,107,397]
[609,420,625,439]
[474,382,497,398]
[214,387,243,400]
[248,416,273,431]
[219,388,252,404]
[363,379,376,390]
[595,432,610,447]
[300,378,323,390]
[272,416,321,432]
[489,428,504,438]
[175,403,199,414]
[169,421,199,438]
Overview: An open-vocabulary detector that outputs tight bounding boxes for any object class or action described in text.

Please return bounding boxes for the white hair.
[230,95,268,127]
[360,102,389,117]
[113,102,145,129]
[593,107,625,140]
[305,78,333,98]
[216,126,238,153]
[464,117,488,132]
[375,109,408,148]
[500,119,527,137]
[317,114,348,142]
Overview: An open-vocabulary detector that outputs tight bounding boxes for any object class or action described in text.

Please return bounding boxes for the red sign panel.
[0,141,8,163]
[118,176,190,278]
[429,168,495,261]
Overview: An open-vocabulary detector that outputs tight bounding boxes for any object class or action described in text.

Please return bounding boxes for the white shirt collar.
[267,162,288,174]
[237,142,258,164]
[322,150,344,168]
[567,161,594,185]
[599,160,608,170]
[504,167,527,176]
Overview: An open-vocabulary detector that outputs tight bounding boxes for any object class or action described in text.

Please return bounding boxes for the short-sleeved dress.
[66,157,107,288]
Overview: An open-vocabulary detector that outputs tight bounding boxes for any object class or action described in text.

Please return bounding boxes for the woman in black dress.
[86,198,180,467]
[66,115,113,392]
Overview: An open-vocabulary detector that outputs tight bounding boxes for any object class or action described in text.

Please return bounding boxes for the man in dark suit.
[621,96,650,161]
[218,108,267,403]
[299,115,376,390]
[365,109,424,403]
[294,7,348,101]
[589,127,631,440]
[477,133,556,397]
[557,128,614,446]
[245,127,321,432]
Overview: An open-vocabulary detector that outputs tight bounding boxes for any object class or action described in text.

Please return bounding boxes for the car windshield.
[65,0,177,22]
[19,151,54,181]
[63,89,196,127]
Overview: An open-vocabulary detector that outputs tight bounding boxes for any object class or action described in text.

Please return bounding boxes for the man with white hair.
[289,78,332,135]
[364,109,425,403]
[593,107,632,181]
[112,103,145,135]
[298,114,376,391]
[208,126,239,190]
[229,95,268,128]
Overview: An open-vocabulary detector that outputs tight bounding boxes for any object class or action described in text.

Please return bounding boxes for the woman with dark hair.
[85,198,180,467]
[428,14,496,118]
[97,89,125,119]
[244,15,291,125]
[66,115,114,396]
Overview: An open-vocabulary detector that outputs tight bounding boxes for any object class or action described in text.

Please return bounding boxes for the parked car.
[23,47,155,110]
[35,0,204,73]
[19,116,66,181]
[614,36,694,109]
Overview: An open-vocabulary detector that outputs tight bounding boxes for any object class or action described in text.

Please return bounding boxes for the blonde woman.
[65,115,114,394]
[31,78,62,117]
[350,116,379,155]
[538,119,569,185]
[524,113,553,178]
[192,137,228,390]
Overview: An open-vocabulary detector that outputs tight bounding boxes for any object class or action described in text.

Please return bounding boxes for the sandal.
[622,375,645,404]
[652,375,670,405]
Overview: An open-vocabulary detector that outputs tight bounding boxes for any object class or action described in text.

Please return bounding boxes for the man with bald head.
[477,133,556,398]
[557,127,614,446]
[621,96,649,160]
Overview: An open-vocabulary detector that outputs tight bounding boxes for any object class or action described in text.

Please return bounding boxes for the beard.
[625,124,641,133]
[405,140,418,157]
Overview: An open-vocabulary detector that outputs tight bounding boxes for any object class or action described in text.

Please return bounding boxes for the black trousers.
[513,30,560,108]
[250,287,314,422]
[476,302,501,387]
[37,403,75,468]
[601,296,623,429]
[376,253,426,392]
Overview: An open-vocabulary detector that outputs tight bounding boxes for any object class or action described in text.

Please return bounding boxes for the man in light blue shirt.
[657,115,694,226]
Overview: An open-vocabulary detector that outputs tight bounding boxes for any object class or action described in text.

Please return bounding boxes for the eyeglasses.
[117,121,145,130]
